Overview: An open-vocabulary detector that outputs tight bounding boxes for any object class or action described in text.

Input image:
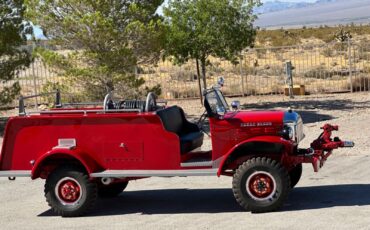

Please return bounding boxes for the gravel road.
[1,92,370,230]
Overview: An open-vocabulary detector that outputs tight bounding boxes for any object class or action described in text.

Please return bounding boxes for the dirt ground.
[1,92,370,230]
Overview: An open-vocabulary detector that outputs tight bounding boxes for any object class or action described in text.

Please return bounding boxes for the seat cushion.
[180,132,204,154]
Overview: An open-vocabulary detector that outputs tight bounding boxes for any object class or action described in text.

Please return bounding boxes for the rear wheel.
[98,182,129,198]
[232,157,291,213]
[44,166,97,217]
[289,164,303,188]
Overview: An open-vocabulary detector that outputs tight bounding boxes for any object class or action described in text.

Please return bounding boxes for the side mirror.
[217,76,225,87]
[231,101,240,110]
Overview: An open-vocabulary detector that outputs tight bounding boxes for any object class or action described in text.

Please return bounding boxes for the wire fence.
[1,40,370,108]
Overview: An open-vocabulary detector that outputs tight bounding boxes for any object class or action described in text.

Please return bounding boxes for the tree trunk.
[200,56,207,90]
[196,58,203,105]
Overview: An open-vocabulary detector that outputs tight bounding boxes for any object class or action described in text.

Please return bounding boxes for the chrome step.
[180,161,213,167]
[0,170,31,177]
[90,168,218,178]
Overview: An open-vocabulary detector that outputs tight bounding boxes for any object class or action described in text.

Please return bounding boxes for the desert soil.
[1,92,370,230]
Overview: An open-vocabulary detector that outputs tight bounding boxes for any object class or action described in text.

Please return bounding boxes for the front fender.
[31,148,102,179]
[217,136,293,176]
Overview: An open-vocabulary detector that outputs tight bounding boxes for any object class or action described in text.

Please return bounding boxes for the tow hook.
[307,124,355,172]
[8,177,16,181]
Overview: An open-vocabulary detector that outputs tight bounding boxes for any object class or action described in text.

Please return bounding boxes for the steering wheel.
[103,92,115,111]
[145,92,157,112]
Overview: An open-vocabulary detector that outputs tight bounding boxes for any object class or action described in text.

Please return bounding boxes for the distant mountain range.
[256,0,370,28]
[256,0,336,14]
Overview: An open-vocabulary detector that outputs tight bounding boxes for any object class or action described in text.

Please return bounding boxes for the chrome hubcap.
[55,177,82,206]
[246,171,276,201]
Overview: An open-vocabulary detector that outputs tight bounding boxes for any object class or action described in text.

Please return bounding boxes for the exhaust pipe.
[101,177,113,185]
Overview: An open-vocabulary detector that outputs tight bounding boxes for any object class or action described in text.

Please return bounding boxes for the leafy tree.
[0,0,33,105]
[25,0,165,100]
[164,0,261,90]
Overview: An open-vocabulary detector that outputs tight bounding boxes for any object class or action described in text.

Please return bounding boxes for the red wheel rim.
[55,177,82,205]
[246,172,276,201]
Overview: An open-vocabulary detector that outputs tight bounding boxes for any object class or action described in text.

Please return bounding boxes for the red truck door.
[102,140,144,168]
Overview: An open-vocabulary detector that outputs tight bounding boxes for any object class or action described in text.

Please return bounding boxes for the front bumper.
[291,124,354,172]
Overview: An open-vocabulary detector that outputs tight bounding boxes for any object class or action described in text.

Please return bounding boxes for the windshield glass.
[205,88,229,114]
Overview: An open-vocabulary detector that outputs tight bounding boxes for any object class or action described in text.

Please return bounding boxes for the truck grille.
[295,116,305,143]
[284,112,305,144]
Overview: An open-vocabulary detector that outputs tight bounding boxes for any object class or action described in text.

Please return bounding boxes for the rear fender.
[31,148,102,179]
[217,136,293,176]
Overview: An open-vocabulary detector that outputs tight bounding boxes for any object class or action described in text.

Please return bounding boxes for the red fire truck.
[0,87,354,216]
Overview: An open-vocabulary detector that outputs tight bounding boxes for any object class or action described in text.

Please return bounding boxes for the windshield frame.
[204,87,229,116]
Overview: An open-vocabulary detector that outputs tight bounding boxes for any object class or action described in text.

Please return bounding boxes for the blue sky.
[261,0,315,2]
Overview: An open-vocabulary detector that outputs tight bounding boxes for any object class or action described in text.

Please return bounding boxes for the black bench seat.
[156,106,204,154]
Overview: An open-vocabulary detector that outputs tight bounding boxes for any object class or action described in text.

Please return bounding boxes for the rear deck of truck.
[0,95,219,180]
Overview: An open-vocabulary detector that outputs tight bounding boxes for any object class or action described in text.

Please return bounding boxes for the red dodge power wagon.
[0,87,354,216]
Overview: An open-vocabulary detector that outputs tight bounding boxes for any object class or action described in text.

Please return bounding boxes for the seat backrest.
[156,106,184,135]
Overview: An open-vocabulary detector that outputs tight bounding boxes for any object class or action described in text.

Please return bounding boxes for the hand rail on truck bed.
[18,90,62,116]
[26,109,142,116]
[18,90,167,116]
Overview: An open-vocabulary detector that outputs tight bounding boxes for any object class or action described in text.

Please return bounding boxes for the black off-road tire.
[289,164,302,188]
[98,182,128,198]
[44,166,97,217]
[232,157,291,213]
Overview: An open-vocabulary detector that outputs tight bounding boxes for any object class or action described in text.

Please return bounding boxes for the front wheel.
[44,166,97,217]
[232,157,291,213]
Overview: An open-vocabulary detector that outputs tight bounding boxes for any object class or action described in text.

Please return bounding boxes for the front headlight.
[281,125,294,140]
[287,126,294,140]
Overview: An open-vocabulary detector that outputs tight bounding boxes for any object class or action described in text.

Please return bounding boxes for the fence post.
[55,89,62,108]
[18,95,25,116]
[31,61,38,107]
[196,59,203,105]
[240,57,245,97]
[286,61,294,99]
[348,39,353,93]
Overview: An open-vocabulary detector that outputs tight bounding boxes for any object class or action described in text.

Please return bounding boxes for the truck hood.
[224,110,285,125]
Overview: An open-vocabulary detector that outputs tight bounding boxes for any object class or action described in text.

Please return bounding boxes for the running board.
[90,168,218,178]
[180,161,213,167]
[0,170,31,177]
